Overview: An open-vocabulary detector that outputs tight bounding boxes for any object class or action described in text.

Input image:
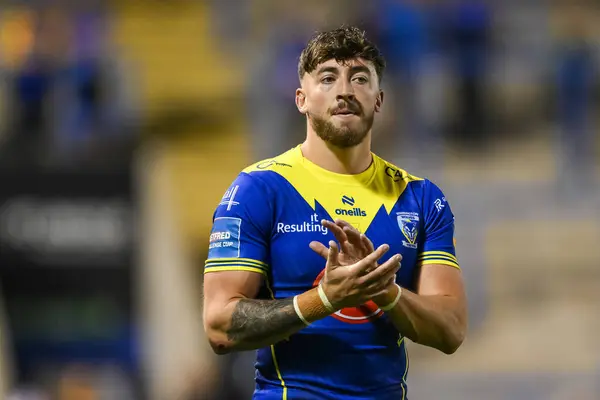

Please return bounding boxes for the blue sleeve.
[204,172,272,276]
[418,180,460,269]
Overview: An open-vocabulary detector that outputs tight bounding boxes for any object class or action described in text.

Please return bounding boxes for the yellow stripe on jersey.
[418,251,457,262]
[419,259,460,269]
[402,337,409,400]
[204,262,268,272]
[417,251,460,269]
[271,345,287,400]
[418,255,458,264]
[204,258,269,275]
[204,265,268,275]
[205,257,269,268]
[395,336,409,400]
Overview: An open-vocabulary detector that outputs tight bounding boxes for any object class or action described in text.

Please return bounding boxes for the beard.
[309,111,374,148]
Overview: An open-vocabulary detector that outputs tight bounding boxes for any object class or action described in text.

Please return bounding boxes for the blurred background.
[0,0,598,399]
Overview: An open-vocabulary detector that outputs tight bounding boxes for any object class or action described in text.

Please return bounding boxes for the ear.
[296,88,308,114]
[375,90,384,113]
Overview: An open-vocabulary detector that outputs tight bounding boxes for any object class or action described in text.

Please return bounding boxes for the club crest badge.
[397,212,419,249]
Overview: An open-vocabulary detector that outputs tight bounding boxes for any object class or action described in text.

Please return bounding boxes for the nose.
[336,79,355,102]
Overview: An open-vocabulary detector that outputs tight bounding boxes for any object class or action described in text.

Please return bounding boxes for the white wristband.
[317,283,335,313]
[380,284,403,312]
[293,295,310,326]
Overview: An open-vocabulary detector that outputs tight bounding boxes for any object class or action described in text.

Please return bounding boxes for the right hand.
[319,240,401,310]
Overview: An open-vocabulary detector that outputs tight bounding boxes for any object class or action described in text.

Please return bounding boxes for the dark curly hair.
[298,26,386,83]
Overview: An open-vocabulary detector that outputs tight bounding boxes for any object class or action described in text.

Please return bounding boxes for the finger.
[335,220,363,243]
[360,254,401,284]
[335,219,359,235]
[309,241,329,259]
[365,276,400,301]
[334,220,370,256]
[366,270,399,293]
[385,274,397,288]
[334,219,355,232]
[351,244,390,273]
[322,220,351,254]
[371,286,394,300]
[325,240,340,270]
[360,233,375,253]
[342,225,365,250]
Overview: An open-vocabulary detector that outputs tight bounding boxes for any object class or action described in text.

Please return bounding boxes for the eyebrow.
[316,64,372,76]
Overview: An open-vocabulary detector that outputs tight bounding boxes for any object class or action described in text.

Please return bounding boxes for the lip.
[332,110,358,116]
[332,113,358,122]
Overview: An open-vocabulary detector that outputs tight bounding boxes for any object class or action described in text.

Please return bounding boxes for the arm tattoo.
[227,297,304,343]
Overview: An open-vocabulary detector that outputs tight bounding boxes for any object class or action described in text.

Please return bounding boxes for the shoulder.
[236,148,302,195]
[375,155,424,185]
[373,154,428,197]
[242,148,299,175]
[373,155,450,206]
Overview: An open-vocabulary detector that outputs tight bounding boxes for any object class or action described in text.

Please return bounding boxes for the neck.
[300,129,373,175]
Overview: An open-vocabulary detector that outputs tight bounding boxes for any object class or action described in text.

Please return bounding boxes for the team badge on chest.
[396,212,419,249]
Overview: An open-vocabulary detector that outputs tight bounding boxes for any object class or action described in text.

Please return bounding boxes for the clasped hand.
[309,219,401,310]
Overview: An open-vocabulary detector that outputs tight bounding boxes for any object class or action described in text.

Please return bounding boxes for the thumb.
[325,240,339,270]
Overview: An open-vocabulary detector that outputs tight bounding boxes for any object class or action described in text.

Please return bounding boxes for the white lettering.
[276,221,328,235]
[434,198,446,212]
[210,231,231,242]
[218,185,240,210]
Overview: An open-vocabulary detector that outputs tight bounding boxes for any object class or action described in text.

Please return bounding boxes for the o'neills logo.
[335,195,367,217]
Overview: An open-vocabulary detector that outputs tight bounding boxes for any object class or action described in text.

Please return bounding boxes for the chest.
[267,191,423,295]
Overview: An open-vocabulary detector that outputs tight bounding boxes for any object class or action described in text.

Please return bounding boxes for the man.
[203,26,467,400]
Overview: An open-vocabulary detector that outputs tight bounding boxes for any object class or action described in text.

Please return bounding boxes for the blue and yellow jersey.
[205,146,459,400]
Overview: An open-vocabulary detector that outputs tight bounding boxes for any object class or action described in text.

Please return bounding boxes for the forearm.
[207,288,332,353]
[375,286,466,354]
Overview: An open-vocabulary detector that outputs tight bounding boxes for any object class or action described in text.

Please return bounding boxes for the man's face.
[296,58,384,148]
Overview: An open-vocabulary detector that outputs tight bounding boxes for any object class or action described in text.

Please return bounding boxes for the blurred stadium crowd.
[0,1,598,399]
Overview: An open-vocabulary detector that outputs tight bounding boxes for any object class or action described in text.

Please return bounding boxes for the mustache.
[330,100,362,115]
